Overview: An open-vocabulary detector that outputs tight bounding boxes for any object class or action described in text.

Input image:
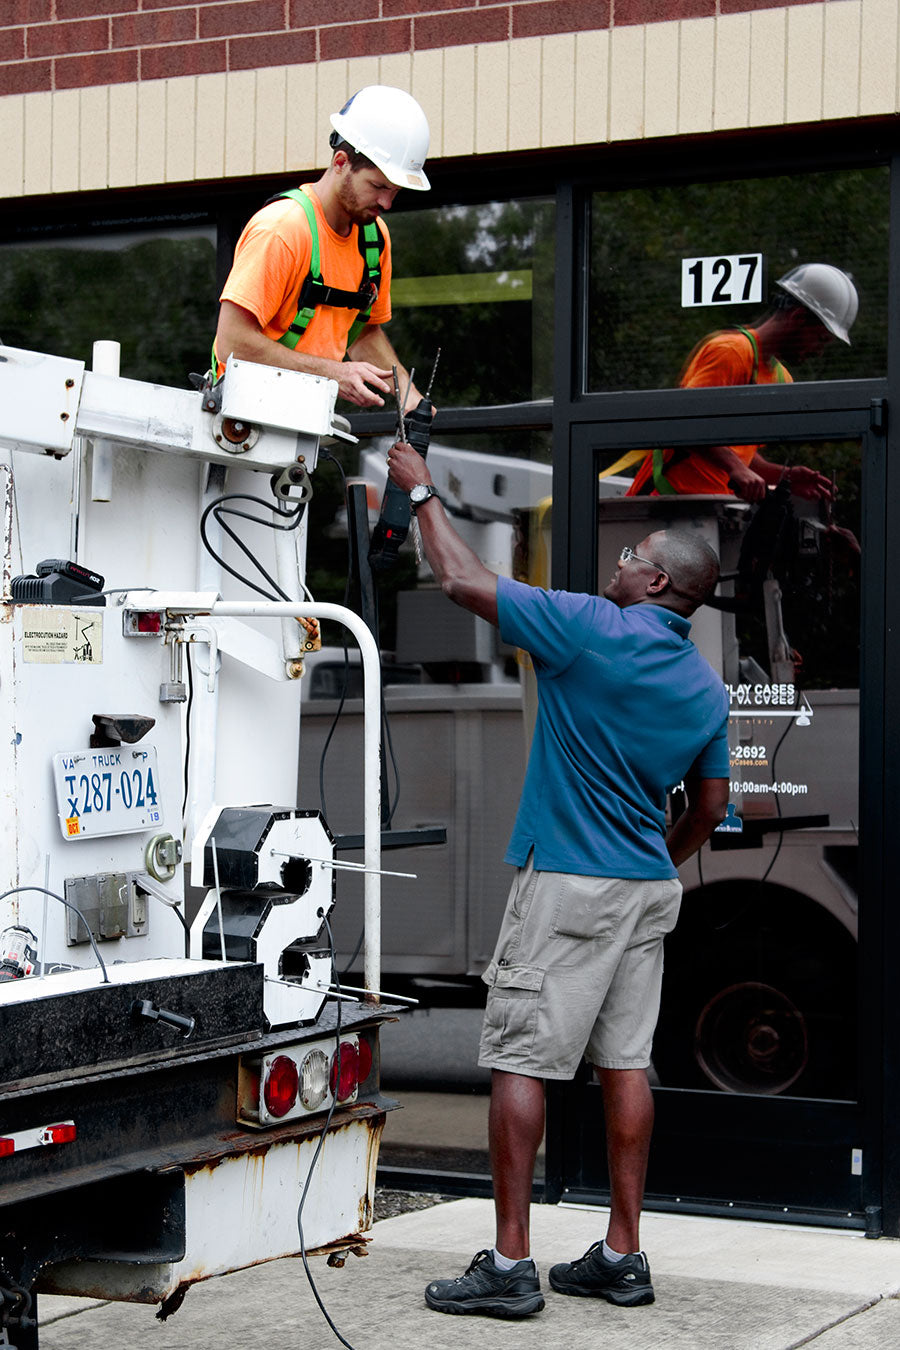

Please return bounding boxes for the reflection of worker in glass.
[627,264,858,502]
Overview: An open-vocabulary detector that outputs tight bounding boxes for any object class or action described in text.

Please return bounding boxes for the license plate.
[53,746,163,839]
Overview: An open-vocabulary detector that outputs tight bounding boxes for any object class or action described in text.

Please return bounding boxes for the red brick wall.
[0,0,831,98]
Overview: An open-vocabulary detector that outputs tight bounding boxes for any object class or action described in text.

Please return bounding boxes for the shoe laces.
[460,1249,493,1280]
[571,1240,605,1269]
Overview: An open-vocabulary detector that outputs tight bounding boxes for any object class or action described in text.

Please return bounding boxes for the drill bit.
[392,364,414,442]
[424,348,441,400]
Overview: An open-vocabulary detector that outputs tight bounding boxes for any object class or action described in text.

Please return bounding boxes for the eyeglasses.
[619,546,659,569]
[618,546,692,599]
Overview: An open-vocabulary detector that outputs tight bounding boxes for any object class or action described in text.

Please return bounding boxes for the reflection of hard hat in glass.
[776,263,858,345]
[330,86,431,192]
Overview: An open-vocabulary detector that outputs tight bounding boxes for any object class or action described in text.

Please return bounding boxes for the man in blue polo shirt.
[386,440,730,1320]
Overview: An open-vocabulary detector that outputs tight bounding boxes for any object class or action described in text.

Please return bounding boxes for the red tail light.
[357,1036,373,1086]
[330,1042,360,1102]
[41,1123,76,1145]
[0,1139,13,1157]
[263,1054,299,1118]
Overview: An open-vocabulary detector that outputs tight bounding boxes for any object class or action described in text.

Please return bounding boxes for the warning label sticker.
[22,609,102,664]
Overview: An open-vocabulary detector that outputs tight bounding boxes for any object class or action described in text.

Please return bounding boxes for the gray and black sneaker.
[425,1249,545,1318]
[549,1241,654,1306]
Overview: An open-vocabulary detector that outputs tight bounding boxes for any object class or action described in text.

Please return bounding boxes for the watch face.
[411,484,430,502]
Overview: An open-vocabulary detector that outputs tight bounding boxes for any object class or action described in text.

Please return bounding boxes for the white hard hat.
[330,86,430,192]
[776,263,858,345]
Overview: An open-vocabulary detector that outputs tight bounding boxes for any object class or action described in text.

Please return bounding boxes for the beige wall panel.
[108,83,138,188]
[0,97,25,197]
[346,55,381,99]
[253,66,287,177]
[379,52,412,95]
[195,74,227,182]
[714,12,751,131]
[475,41,509,154]
[443,45,476,157]
[136,79,166,185]
[679,16,715,135]
[749,8,787,126]
[224,70,256,179]
[509,37,542,152]
[574,30,609,145]
[51,90,80,194]
[823,0,862,120]
[316,62,351,161]
[285,65,319,173]
[24,93,53,197]
[541,34,576,147]
[411,50,444,158]
[79,86,109,190]
[859,0,899,116]
[609,23,644,142]
[166,78,197,184]
[785,2,825,125]
[644,20,679,140]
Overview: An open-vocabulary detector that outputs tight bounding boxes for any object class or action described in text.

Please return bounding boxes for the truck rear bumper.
[35,1107,387,1304]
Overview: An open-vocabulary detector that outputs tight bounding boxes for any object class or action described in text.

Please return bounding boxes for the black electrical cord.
[296,911,363,1350]
[315,448,403,828]
[0,886,109,982]
[199,491,306,602]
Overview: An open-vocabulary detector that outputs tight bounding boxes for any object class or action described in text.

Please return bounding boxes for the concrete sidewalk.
[38,1197,900,1349]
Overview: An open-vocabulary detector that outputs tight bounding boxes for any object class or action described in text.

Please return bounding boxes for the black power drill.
[368,353,439,571]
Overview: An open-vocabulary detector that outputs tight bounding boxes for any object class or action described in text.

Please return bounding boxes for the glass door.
[547,418,885,1229]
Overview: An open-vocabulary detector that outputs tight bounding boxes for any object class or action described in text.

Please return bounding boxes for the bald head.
[647,529,720,612]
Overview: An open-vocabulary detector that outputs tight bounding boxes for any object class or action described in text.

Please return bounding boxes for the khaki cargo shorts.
[478,854,682,1080]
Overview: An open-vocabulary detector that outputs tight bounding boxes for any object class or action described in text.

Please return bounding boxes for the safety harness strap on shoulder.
[272,189,383,351]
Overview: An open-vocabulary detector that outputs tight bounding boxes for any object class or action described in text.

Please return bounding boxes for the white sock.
[602,1240,627,1262]
[493,1247,531,1271]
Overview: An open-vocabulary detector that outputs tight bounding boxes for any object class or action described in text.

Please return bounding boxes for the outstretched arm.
[749,455,834,502]
[666,773,730,868]
[387,439,498,625]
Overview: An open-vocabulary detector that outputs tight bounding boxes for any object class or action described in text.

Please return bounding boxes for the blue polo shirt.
[497,576,729,880]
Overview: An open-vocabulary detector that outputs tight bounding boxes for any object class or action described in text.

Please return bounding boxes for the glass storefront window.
[0,226,217,387]
[588,167,889,391]
[384,198,555,407]
[595,439,861,1102]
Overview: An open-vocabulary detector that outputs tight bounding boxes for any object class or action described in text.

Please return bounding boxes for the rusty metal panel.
[37,1115,387,1304]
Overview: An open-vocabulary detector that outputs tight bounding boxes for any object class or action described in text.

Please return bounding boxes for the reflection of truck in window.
[311,439,859,1104]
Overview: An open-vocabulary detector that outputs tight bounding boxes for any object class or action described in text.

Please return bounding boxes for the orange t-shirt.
[218,184,392,368]
[626,328,792,496]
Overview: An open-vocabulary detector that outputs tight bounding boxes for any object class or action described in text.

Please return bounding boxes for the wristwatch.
[409,483,440,511]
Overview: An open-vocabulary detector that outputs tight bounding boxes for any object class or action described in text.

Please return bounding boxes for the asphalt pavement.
[38,1196,900,1350]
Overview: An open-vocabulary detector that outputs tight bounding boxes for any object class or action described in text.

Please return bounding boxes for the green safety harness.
[212,189,384,377]
[647,326,788,496]
[273,189,383,351]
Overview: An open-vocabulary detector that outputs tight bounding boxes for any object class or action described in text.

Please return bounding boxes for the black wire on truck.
[295,912,363,1350]
[0,886,109,982]
[199,492,305,602]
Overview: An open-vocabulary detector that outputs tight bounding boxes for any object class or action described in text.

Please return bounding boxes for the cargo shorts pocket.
[480,961,545,1058]
[549,876,627,941]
